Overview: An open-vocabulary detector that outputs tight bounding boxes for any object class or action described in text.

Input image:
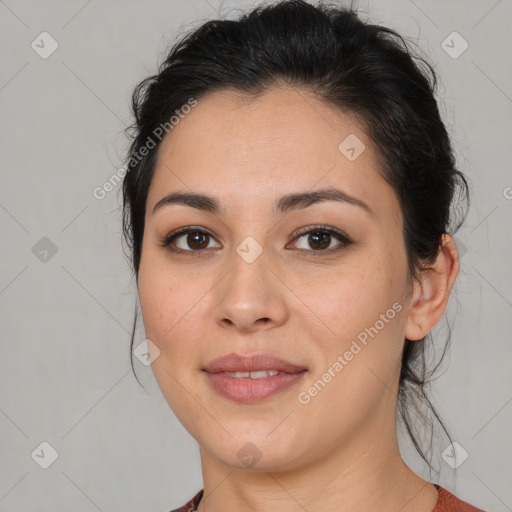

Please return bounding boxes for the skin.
[137,86,459,512]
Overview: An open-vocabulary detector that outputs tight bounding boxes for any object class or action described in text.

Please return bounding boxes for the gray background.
[1,0,511,511]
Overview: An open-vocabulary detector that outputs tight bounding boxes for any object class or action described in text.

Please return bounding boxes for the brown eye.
[306,231,331,250]
[291,226,352,255]
[161,225,351,257]
[161,228,221,253]
[185,231,209,250]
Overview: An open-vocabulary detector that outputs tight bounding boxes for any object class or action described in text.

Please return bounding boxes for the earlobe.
[404,234,460,341]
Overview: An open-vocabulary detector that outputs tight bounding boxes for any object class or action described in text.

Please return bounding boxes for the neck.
[196,416,438,512]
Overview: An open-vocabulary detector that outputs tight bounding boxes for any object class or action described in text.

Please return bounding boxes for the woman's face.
[138,87,414,471]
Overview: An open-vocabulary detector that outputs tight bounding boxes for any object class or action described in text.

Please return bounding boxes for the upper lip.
[203,353,307,374]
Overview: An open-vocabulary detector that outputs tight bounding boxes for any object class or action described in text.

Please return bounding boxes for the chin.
[198,427,309,472]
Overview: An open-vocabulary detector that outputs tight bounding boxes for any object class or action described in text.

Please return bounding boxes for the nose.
[213,245,289,334]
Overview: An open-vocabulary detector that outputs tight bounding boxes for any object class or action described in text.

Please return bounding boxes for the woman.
[122,1,484,510]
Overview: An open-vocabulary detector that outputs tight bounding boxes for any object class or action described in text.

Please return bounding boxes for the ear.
[405,234,460,341]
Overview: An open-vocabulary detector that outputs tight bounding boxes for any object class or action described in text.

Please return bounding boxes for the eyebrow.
[152,187,373,217]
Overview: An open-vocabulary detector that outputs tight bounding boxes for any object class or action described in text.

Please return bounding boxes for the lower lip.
[204,371,307,404]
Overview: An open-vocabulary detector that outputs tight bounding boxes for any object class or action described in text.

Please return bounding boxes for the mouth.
[220,370,286,378]
[203,353,308,403]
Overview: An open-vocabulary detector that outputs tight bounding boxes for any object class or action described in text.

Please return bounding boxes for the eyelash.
[159,225,353,257]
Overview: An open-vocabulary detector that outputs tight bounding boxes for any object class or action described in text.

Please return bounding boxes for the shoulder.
[167,489,204,512]
[432,484,486,512]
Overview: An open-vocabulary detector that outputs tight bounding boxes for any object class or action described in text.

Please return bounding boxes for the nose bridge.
[226,234,272,303]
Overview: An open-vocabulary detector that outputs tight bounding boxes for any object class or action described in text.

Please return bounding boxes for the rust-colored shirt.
[169,484,485,511]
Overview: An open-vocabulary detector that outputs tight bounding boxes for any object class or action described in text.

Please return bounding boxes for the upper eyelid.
[165,225,350,250]
[167,225,346,240]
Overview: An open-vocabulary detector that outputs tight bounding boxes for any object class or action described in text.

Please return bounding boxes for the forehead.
[147,87,397,220]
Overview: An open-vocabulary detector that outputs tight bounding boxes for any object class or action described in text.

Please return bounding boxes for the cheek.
[305,258,404,339]
[298,256,409,406]
[137,259,204,422]
[294,265,407,423]
[137,250,215,370]
[138,246,188,335]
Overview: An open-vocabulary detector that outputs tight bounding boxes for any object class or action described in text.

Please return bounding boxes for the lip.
[203,353,307,374]
[203,353,308,404]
